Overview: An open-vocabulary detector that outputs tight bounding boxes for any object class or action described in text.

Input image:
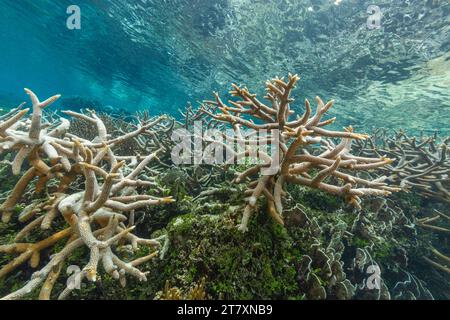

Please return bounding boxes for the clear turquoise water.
[0,0,448,133]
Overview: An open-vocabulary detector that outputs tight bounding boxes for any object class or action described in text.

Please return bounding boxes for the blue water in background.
[0,0,448,133]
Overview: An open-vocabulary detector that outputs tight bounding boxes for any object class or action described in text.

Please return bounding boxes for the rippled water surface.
[0,0,448,132]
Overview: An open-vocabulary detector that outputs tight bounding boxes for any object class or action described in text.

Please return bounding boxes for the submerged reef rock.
[0,89,174,299]
[198,74,399,231]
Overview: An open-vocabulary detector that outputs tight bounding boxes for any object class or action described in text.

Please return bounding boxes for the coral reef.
[416,209,450,275]
[0,89,174,299]
[353,129,449,203]
[391,272,434,300]
[352,129,450,279]
[0,76,448,300]
[137,184,440,300]
[295,218,356,299]
[199,74,399,231]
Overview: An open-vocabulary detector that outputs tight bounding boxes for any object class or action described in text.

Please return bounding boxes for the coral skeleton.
[199,74,399,231]
[0,89,174,300]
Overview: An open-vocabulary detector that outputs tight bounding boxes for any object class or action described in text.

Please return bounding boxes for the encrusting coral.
[199,74,399,231]
[0,89,174,300]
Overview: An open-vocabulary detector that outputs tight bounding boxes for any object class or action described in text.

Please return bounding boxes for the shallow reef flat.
[0,74,448,300]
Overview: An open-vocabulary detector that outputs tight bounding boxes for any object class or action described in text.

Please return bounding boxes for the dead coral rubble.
[0,89,174,300]
[200,74,399,231]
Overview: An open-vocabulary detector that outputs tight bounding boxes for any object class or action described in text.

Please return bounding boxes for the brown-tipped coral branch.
[0,89,174,300]
[199,74,398,232]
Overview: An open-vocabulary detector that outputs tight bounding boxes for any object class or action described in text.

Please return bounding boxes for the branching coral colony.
[349,129,450,275]
[0,89,174,300]
[353,129,449,203]
[200,74,399,232]
[0,75,420,300]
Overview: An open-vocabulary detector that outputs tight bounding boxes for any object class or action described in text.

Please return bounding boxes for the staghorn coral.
[66,109,176,183]
[0,84,446,301]
[0,89,174,300]
[0,90,66,222]
[352,130,450,285]
[353,129,450,203]
[416,209,450,275]
[199,73,399,231]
